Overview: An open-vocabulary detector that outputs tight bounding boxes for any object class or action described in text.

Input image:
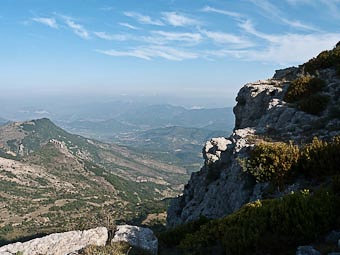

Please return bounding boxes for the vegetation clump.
[296,94,330,115]
[298,136,340,178]
[162,189,340,255]
[158,216,209,248]
[241,141,299,187]
[242,136,340,184]
[284,76,326,103]
[303,43,340,75]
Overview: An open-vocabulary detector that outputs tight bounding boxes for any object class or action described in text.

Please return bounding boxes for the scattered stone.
[111,225,158,255]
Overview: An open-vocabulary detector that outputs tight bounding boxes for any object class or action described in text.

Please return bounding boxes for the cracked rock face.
[167,129,256,227]
[0,227,108,255]
[167,67,340,227]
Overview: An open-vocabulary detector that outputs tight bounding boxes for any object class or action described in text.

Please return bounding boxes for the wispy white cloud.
[124,12,164,26]
[201,30,252,48]
[150,31,202,44]
[281,18,320,31]
[239,20,279,42]
[162,12,200,27]
[61,16,90,39]
[96,46,198,61]
[119,22,139,30]
[285,0,315,5]
[201,6,243,20]
[32,17,58,29]
[94,31,129,41]
[235,19,340,64]
[250,0,319,31]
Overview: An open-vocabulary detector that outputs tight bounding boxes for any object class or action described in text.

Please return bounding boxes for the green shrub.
[284,76,326,103]
[241,142,299,188]
[298,136,340,178]
[304,43,340,74]
[297,94,329,115]
[180,189,339,255]
[158,216,210,248]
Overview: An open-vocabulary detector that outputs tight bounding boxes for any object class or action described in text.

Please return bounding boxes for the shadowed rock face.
[167,66,340,227]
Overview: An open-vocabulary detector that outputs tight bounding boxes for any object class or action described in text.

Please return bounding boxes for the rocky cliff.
[167,56,340,227]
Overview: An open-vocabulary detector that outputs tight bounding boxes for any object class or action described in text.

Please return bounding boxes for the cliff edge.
[167,45,340,227]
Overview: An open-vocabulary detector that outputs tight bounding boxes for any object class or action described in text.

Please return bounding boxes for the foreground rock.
[0,225,158,255]
[0,227,108,255]
[111,225,158,255]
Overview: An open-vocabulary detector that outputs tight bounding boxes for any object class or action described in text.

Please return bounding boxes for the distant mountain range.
[58,105,234,175]
[0,117,8,126]
[60,105,234,135]
[0,118,187,243]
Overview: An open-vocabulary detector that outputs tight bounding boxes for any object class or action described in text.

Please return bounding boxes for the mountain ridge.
[0,118,188,243]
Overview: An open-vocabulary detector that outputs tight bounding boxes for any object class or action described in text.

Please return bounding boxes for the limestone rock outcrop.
[167,66,340,227]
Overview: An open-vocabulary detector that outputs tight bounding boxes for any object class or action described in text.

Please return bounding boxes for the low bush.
[297,94,329,115]
[298,136,340,178]
[179,189,340,255]
[241,141,299,188]
[284,76,326,103]
[158,216,210,248]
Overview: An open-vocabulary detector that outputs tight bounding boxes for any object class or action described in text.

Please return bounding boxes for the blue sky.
[1,0,340,105]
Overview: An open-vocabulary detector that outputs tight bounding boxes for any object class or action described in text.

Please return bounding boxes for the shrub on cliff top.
[284,76,329,115]
[241,141,299,188]
[304,43,340,74]
[242,136,340,185]
[284,76,326,103]
[179,189,339,255]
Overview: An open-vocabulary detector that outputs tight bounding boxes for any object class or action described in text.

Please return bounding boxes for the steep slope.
[0,118,188,243]
[167,44,340,227]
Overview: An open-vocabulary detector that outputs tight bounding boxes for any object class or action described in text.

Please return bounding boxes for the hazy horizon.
[1,0,340,104]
